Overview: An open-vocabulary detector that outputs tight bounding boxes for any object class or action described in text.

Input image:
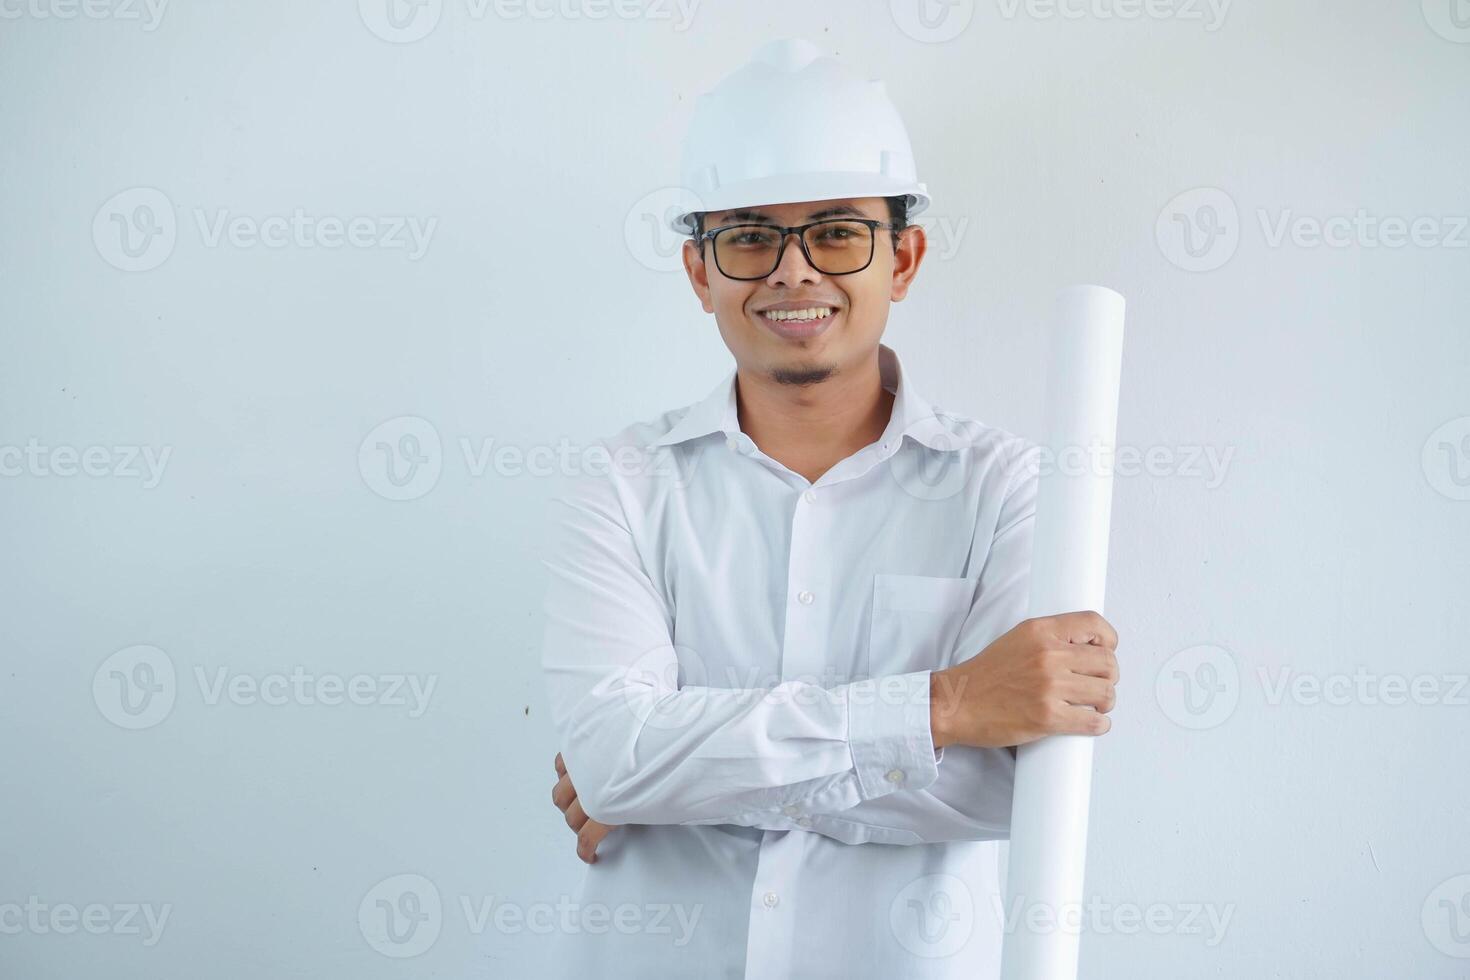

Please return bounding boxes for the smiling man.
[539,39,1119,979]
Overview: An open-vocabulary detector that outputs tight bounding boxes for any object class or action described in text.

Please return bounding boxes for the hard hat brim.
[669,173,931,235]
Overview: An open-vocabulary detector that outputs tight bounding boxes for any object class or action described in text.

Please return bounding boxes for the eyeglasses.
[699,218,900,281]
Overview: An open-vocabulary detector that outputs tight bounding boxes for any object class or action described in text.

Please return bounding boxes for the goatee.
[769,363,836,387]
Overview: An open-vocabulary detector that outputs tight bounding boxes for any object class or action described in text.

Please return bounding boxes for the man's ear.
[889,224,928,302]
[684,239,715,313]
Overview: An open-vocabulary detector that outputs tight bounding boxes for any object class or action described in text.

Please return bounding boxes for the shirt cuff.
[847,670,942,801]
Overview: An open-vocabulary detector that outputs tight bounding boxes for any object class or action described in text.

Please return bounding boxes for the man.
[539,38,1119,979]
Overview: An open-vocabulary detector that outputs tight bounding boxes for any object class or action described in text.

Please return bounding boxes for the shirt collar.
[650,343,963,453]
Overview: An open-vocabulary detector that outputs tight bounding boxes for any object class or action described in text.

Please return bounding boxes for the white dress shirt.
[539,343,1041,979]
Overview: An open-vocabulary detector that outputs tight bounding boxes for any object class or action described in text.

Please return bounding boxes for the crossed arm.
[540,454,1118,863]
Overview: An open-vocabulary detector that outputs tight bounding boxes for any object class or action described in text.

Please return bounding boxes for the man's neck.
[734,348,895,485]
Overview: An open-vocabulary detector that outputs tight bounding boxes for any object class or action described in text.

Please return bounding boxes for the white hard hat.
[669,38,931,236]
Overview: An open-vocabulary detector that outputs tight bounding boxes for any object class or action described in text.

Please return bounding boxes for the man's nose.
[765,231,821,286]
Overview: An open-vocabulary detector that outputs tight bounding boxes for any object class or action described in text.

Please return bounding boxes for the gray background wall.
[2,1,1467,976]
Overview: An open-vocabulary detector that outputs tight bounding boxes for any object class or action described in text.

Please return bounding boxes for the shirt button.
[725,435,739,452]
[796,816,813,828]
[763,891,779,909]
[781,804,801,816]
[885,768,906,784]
[802,489,817,504]
[796,590,814,605]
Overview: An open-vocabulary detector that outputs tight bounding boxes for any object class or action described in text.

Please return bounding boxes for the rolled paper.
[999,284,1126,980]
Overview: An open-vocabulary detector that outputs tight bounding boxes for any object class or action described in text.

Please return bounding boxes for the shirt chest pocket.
[865,573,977,678]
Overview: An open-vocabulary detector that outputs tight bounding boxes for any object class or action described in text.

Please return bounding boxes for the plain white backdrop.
[2,1,1468,977]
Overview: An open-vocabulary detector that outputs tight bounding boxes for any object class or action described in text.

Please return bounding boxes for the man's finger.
[1053,702,1112,736]
[1053,610,1118,650]
[552,772,577,813]
[1057,673,1116,713]
[554,752,567,777]
[565,796,589,833]
[577,820,613,865]
[1065,645,1119,683]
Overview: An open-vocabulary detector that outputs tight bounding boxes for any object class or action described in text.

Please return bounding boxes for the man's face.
[682,196,927,385]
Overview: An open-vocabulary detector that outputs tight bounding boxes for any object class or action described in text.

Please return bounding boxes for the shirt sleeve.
[539,458,942,828]
[755,442,1040,845]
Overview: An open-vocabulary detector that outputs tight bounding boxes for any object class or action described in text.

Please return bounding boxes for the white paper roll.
[999,284,1126,980]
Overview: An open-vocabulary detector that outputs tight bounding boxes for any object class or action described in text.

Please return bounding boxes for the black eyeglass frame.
[697,218,902,281]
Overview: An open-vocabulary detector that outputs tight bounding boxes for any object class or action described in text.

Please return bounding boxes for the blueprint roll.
[999,284,1126,980]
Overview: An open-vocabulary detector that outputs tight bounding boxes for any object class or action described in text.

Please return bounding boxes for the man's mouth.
[754,305,838,340]
[757,306,835,323]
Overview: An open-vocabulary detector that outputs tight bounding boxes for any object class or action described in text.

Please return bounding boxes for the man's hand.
[552,751,618,864]
[929,610,1120,749]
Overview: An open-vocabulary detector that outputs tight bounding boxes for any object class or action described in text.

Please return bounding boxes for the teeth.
[762,307,834,322]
